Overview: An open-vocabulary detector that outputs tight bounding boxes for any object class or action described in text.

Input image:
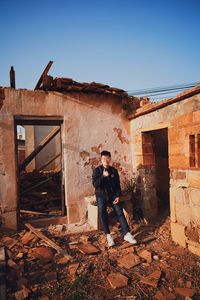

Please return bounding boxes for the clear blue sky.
[1,0,200,94]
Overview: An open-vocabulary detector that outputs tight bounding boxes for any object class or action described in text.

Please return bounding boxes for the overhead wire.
[126,82,198,98]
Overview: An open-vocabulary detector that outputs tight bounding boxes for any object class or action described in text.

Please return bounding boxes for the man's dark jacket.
[92,165,121,199]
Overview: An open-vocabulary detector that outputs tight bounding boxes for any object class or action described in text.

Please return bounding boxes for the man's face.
[101,155,111,168]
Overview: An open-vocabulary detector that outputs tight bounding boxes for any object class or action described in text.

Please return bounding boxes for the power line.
[126,82,198,96]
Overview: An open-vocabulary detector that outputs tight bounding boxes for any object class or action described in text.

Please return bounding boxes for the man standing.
[92,150,137,247]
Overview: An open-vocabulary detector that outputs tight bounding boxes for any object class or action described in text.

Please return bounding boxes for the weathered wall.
[131,93,200,255]
[0,88,132,229]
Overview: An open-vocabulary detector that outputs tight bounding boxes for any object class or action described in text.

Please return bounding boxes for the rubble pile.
[0,217,200,299]
[19,171,62,220]
[41,76,129,98]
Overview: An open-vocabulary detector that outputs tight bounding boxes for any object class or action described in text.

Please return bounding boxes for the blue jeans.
[96,195,130,235]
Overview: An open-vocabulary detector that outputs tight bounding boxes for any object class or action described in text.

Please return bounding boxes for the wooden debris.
[25,223,72,260]
[34,61,53,90]
[1,237,18,249]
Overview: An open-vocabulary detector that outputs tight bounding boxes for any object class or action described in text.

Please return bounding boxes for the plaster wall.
[0,88,132,229]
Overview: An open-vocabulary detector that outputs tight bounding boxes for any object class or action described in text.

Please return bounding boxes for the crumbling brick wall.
[131,93,200,255]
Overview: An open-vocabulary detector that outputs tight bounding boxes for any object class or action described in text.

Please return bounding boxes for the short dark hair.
[101,150,111,157]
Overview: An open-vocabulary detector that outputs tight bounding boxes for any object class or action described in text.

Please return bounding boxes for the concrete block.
[171,221,186,248]
[87,203,101,230]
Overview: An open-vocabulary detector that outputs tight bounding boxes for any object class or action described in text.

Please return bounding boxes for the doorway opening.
[14,117,66,226]
[142,128,170,216]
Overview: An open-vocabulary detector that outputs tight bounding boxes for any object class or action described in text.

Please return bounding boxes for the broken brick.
[174,287,196,297]
[30,247,54,263]
[118,253,141,269]
[69,262,80,277]
[56,256,69,265]
[107,272,128,289]
[77,244,100,255]
[141,270,161,288]
[21,232,35,245]
[138,249,152,263]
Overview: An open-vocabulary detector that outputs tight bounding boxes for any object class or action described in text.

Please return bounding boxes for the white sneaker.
[124,232,137,244]
[107,234,115,247]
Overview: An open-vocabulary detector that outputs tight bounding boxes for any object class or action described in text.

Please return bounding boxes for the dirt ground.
[0,214,200,300]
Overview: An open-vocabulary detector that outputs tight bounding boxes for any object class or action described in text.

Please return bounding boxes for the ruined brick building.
[0,71,200,256]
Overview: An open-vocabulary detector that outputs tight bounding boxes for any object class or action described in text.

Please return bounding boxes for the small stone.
[141,270,162,288]
[107,272,128,289]
[174,287,196,297]
[118,253,141,269]
[16,253,24,259]
[153,255,159,261]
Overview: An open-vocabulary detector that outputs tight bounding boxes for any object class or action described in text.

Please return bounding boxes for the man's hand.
[113,197,120,204]
[103,169,109,177]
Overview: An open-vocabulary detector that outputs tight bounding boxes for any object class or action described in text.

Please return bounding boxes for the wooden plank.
[25,223,72,260]
[19,126,60,172]
[34,61,53,90]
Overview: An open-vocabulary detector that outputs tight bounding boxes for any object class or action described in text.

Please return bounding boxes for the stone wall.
[131,93,200,255]
[0,88,132,229]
